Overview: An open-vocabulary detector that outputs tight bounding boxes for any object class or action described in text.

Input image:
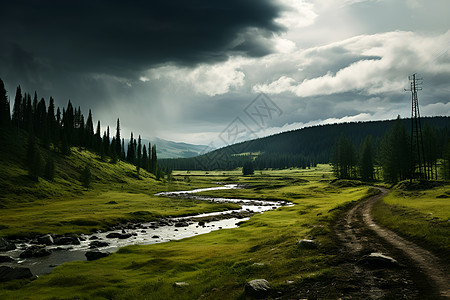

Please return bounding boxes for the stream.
[0,184,289,276]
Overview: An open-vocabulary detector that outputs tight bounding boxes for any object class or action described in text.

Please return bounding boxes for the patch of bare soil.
[276,187,449,299]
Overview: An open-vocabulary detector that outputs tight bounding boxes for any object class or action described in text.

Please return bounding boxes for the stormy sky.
[1,0,449,149]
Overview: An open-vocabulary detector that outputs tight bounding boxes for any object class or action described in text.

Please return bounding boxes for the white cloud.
[142,57,249,96]
[275,0,318,28]
[252,30,450,97]
[421,102,450,116]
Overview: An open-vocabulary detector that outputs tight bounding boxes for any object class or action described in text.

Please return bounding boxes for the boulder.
[106,232,132,239]
[54,236,80,245]
[119,233,132,239]
[245,279,272,297]
[297,239,318,249]
[89,241,110,249]
[106,233,121,239]
[37,234,54,246]
[19,246,51,258]
[85,251,110,261]
[0,255,14,263]
[0,266,33,282]
[152,235,160,239]
[198,221,205,227]
[175,222,189,227]
[0,237,16,251]
[362,253,399,268]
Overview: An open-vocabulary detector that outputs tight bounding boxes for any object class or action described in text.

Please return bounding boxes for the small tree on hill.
[242,160,254,175]
[80,165,92,190]
[0,78,10,127]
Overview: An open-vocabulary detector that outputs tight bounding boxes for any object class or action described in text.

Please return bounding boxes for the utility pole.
[405,73,426,182]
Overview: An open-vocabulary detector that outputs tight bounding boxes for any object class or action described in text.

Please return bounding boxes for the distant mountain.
[159,116,450,170]
[126,138,207,159]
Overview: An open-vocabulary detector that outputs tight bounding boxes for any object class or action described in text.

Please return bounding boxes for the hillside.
[0,127,237,237]
[159,116,450,170]
[0,127,153,204]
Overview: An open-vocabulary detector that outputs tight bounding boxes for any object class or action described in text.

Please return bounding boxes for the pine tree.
[64,100,74,144]
[95,120,101,152]
[137,135,142,174]
[0,78,10,127]
[121,138,125,160]
[102,130,109,158]
[127,132,135,163]
[331,136,358,179]
[36,98,48,146]
[103,126,110,156]
[148,142,152,171]
[151,144,157,174]
[110,137,118,163]
[142,145,148,173]
[242,160,254,175]
[423,124,438,180]
[115,118,121,159]
[24,94,33,132]
[359,136,374,181]
[381,117,410,182]
[85,109,94,148]
[12,85,22,127]
[47,97,56,142]
[32,91,38,131]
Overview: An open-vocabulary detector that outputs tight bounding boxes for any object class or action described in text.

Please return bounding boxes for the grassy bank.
[372,182,450,262]
[1,167,375,299]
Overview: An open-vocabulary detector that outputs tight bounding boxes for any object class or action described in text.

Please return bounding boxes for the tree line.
[0,78,164,181]
[331,116,450,182]
[158,116,450,182]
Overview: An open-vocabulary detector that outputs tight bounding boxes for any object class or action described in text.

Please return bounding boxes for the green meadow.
[1,164,376,299]
[1,137,449,299]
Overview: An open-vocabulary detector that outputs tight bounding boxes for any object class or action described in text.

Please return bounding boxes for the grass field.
[372,182,450,262]
[1,166,378,299]
[1,129,449,299]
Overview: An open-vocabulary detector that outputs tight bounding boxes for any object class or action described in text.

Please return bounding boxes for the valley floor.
[0,167,449,299]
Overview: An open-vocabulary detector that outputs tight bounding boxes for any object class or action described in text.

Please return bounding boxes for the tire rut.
[334,187,450,299]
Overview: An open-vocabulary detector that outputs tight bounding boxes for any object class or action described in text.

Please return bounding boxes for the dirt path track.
[334,187,449,299]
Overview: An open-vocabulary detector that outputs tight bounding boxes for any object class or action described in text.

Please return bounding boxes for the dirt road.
[333,187,449,299]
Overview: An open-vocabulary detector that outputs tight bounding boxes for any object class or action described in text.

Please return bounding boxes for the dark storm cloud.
[0,0,284,78]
